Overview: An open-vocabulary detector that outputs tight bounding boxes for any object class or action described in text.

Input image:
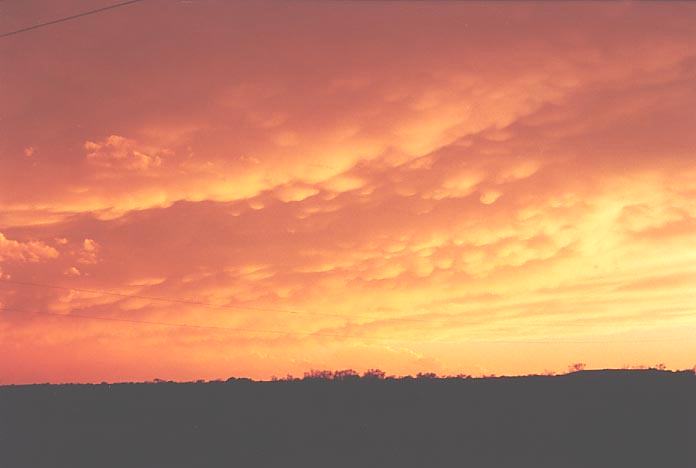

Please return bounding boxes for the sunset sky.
[1,1,695,384]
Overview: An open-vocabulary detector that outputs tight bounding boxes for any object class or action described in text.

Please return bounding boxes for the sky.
[1,0,695,384]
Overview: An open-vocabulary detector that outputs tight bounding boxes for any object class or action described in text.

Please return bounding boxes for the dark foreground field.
[1,370,694,468]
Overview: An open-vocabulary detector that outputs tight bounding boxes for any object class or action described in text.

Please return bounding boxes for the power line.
[0,305,693,346]
[0,278,438,324]
[0,305,466,345]
[0,305,351,340]
[1,279,695,345]
[0,0,146,39]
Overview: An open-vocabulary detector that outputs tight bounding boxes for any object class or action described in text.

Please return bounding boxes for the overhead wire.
[0,0,146,39]
[0,278,439,324]
[0,303,693,346]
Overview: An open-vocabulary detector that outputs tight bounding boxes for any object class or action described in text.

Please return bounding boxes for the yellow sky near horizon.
[1,0,695,383]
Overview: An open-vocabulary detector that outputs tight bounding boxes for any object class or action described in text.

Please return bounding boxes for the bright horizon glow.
[1,1,695,384]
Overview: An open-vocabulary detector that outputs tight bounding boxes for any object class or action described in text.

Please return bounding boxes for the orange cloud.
[0,233,59,263]
[84,135,166,171]
[1,1,695,383]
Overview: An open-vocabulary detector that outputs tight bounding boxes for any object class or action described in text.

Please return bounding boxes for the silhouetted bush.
[362,368,386,380]
[303,370,333,380]
[416,372,437,380]
[332,369,360,381]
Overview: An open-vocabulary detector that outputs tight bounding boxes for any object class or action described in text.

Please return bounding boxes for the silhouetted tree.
[333,369,359,381]
[303,370,333,380]
[568,363,586,372]
[362,369,385,380]
[416,372,437,380]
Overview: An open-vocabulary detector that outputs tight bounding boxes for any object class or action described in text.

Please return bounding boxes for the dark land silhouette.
[1,369,694,468]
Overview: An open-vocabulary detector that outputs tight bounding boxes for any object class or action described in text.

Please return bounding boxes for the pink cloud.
[0,233,59,263]
[1,1,695,382]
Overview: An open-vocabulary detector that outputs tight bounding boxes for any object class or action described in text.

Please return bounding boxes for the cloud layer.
[1,1,695,383]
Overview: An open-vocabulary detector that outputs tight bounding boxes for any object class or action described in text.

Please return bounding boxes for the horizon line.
[3,367,695,388]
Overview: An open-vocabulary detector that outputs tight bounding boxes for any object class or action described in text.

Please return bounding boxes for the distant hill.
[1,370,693,468]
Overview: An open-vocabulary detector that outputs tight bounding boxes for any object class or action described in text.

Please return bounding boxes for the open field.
[1,370,693,467]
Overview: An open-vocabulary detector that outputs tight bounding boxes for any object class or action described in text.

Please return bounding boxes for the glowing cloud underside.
[1,1,695,383]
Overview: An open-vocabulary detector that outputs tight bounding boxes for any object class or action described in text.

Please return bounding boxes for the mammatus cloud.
[0,233,58,263]
[84,135,167,172]
[0,1,695,383]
